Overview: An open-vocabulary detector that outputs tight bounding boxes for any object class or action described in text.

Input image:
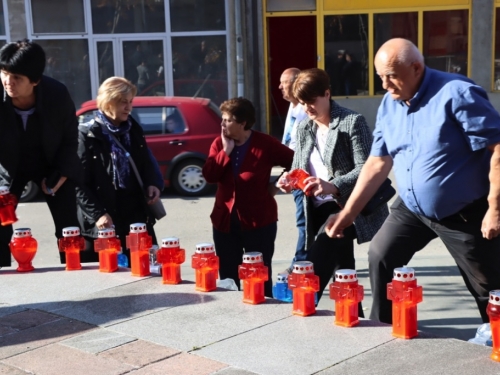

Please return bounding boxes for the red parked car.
[76,96,221,196]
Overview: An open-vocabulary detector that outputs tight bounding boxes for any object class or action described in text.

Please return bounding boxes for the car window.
[78,110,98,125]
[164,107,186,134]
[132,107,163,135]
[77,106,186,135]
[134,106,186,135]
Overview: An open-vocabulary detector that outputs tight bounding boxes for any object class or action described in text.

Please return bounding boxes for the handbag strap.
[94,117,145,190]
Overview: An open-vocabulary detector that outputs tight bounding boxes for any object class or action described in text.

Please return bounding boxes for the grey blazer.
[292,100,388,246]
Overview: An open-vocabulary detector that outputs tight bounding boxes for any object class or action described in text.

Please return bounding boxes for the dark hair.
[0,39,46,83]
[219,97,256,130]
[292,68,331,104]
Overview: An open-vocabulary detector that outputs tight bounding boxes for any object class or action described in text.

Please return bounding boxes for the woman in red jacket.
[203,97,294,297]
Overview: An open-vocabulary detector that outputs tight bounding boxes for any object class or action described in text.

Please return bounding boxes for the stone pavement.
[0,263,499,375]
[2,168,499,374]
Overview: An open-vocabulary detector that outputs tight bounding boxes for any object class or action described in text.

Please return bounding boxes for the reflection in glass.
[91,0,165,34]
[266,0,315,12]
[97,42,114,85]
[0,2,5,35]
[171,36,228,104]
[122,41,164,96]
[37,39,91,108]
[374,12,418,94]
[31,0,85,33]
[170,0,225,32]
[324,15,368,96]
[494,8,500,90]
[424,10,468,76]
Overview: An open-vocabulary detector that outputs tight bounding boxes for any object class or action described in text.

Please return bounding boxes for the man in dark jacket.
[0,39,84,267]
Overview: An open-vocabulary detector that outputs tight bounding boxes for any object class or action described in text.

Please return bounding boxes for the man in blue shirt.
[323,38,500,324]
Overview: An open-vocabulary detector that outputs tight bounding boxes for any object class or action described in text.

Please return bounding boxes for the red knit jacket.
[203,131,294,232]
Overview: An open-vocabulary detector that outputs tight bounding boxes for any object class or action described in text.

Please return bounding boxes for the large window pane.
[495,8,500,90]
[0,1,5,35]
[169,0,225,32]
[97,41,115,86]
[31,0,85,33]
[266,0,315,12]
[91,0,165,34]
[374,12,418,94]
[38,40,91,108]
[122,40,164,96]
[324,14,368,96]
[424,10,468,76]
[171,36,228,105]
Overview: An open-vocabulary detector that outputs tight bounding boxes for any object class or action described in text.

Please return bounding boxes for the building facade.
[1,0,500,136]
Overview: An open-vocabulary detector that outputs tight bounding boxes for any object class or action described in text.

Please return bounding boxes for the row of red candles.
[5,204,500,361]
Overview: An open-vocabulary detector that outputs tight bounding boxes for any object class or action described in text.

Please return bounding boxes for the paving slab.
[2,343,134,375]
[97,339,180,368]
[316,336,498,375]
[128,352,227,375]
[0,362,29,374]
[0,305,26,320]
[0,265,139,308]
[108,289,290,352]
[196,312,396,375]
[0,310,60,332]
[60,329,137,354]
[212,368,260,375]
[0,316,95,360]
[39,279,218,327]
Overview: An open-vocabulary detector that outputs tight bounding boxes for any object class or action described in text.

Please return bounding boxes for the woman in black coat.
[76,76,163,262]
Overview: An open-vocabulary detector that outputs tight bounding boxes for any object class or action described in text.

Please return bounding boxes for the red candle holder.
[58,227,85,271]
[488,290,500,362]
[10,228,37,272]
[0,186,18,226]
[288,261,319,316]
[192,242,219,292]
[387,266,423,339]
[288,169,311,195]
[329,269,364,327]
[126,223,152,277]
[94,228,120,273]
[156,237,185,284]
[238,252,268,304]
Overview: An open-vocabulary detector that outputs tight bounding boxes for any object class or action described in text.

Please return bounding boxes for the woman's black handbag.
[360,178,396,216]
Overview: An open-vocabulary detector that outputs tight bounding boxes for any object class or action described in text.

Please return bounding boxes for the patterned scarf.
[96,110,132,189]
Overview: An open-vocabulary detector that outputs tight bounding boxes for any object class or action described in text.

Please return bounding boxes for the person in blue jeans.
[278,68,309,271]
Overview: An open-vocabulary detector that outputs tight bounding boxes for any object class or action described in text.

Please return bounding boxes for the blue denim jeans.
[292,189,306,263]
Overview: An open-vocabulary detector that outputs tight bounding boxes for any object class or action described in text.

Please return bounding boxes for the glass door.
[121,39,165,97]
[92,38,166,97]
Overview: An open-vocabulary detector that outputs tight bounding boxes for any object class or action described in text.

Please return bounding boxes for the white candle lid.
[195,242,215,254]
[62,227,80,237]
[393,266,415,281]
[242,252,263,263]
[98,228,116,238]
[489,290,500,306]
[335,269,358,282]
[161,237,180,248]
[292,261,314,274]
[129,223,147,233]
[13,228,31,238]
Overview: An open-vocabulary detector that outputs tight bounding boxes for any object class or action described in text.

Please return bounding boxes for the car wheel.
[20,181,40,202]
[171,159,210,196]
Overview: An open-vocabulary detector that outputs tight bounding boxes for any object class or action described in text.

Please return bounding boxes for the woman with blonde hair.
[76,76,163,262]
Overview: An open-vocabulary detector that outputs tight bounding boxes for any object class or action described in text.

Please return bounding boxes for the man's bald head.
[375,38,424,67]
[374,38,425,103]
[280,67,301,104]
